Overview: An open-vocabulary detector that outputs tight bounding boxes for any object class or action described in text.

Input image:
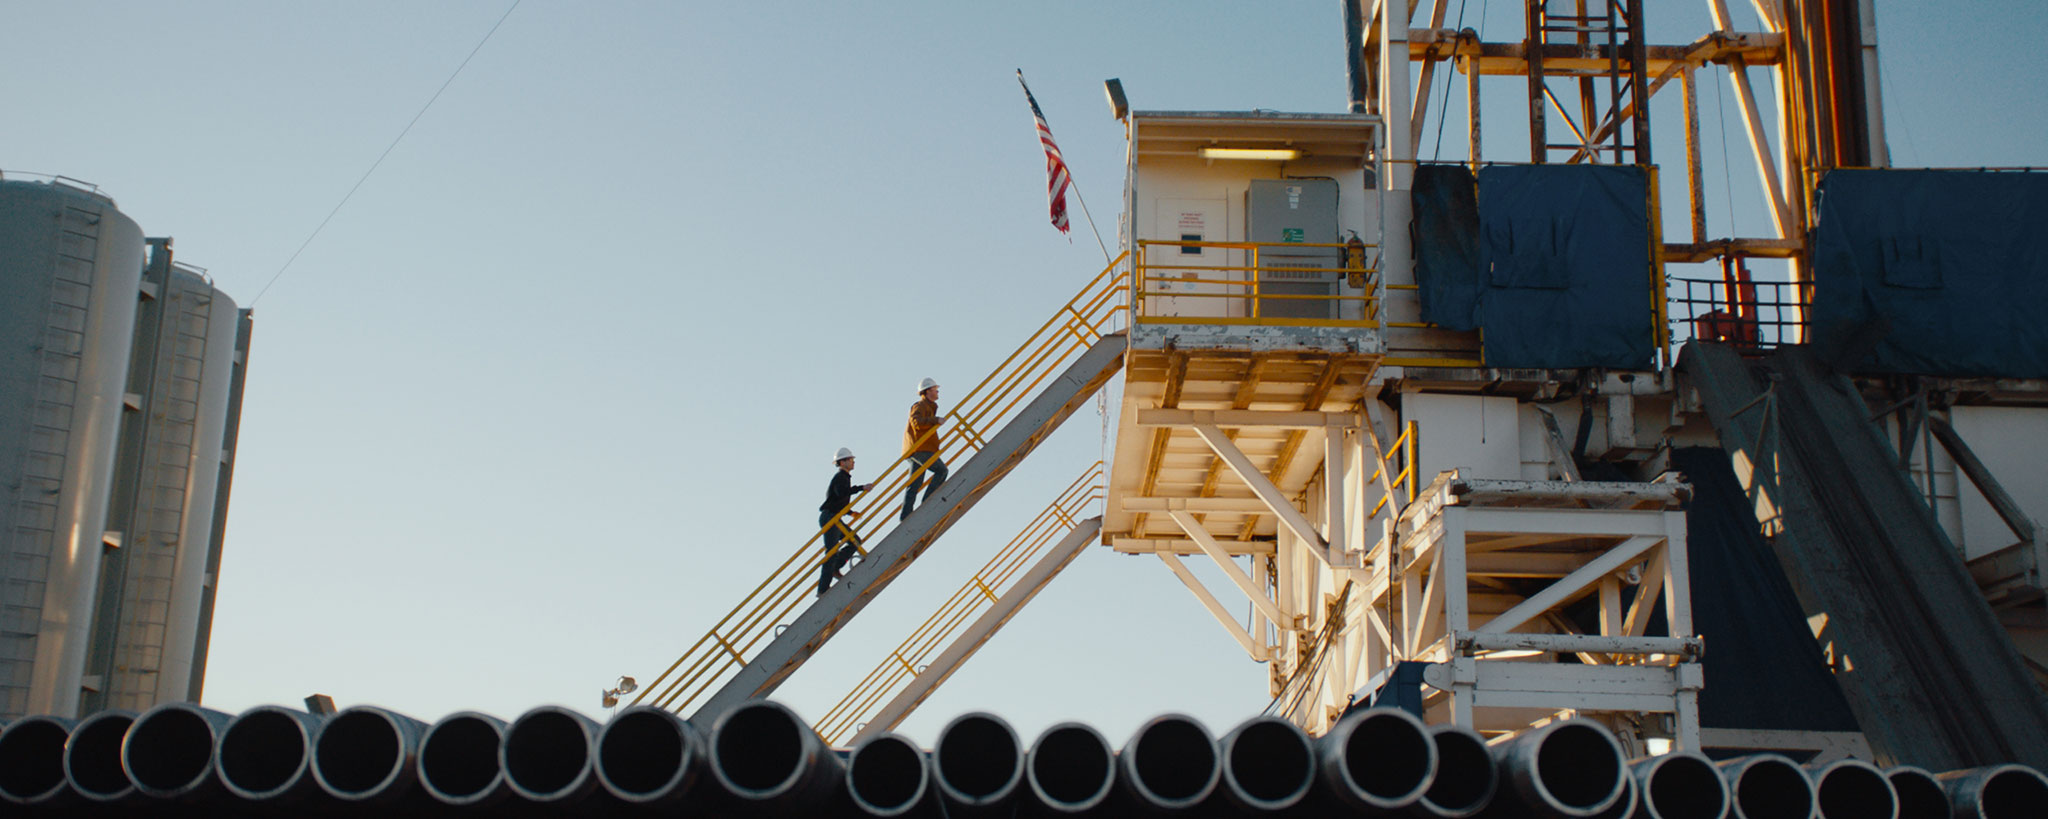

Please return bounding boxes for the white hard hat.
[918,377,939,392]
[834,447,855,462]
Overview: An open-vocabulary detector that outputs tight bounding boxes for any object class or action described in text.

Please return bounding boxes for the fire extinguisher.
[1344,231,1368,288]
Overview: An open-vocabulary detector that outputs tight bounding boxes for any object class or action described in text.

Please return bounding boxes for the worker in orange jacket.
[901,377,949,521]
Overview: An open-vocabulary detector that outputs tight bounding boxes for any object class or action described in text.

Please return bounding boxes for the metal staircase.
[632,261,1128,721]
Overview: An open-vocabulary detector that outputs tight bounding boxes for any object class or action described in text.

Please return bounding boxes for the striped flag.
[1017,70,1072,234]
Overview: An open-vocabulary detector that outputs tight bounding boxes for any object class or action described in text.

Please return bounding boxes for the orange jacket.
[902,397,942,455]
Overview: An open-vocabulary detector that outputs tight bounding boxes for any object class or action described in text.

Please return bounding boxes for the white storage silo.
[0,177,146,719]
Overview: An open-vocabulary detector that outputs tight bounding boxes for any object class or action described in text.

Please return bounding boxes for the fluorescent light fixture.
[1199,147,1302,161]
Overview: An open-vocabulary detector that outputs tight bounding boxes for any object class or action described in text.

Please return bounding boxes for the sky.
[4,0,2045,746]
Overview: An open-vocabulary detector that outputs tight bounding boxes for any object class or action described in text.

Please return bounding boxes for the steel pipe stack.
[0,700,2043,817]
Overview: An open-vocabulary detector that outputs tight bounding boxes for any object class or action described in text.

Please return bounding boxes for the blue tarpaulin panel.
[1811,169,2048,377]
[1412,164,1654,369]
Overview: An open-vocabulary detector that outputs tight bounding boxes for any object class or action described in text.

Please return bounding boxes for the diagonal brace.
[1478,535,1661,635]
[1191,423,1328,552]
[1169,510,1287,625]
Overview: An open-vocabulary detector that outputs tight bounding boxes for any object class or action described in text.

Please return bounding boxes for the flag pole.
[1018,69,1113,267]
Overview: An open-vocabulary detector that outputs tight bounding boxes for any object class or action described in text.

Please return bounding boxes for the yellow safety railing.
[813,462,1104,744]
[632,255,1128,715]
[1131,239,1379,327]
[1369,420,1421,520]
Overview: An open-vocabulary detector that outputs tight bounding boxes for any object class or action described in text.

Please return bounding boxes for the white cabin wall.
[1407,393,1522,483]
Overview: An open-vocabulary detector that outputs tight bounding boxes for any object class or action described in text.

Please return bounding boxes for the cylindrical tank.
[0,177,145,719]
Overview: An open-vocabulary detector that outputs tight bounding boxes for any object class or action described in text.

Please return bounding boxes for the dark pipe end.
[312,706,420,802]
[503,706,598,802]
[1325,708,1436,810]
[1884,767,1943,819]
[1527,722,1625,815]
[1963,764,2048,819]
[1808,760,1893,819]
[1122,713,1219,808]
[1027,722,1115,811]
[418,711,506,806]
[1719,755,1815,819]
[216,706,318,800]
[710,700,836,803]
[123,704,226,797]
[595,705,699,803]
[1635,752,1729,819]
[848,734,929,815]
[63,710,137,802]
[0,716,73,804]
[1221,716,1314,811]
[934,711,1022,807]
[1421,724,1499,819]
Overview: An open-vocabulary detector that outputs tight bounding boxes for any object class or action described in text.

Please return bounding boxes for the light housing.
[1198,147,1302,161]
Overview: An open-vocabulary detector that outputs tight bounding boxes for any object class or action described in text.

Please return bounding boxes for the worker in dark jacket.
[819,447,875,597]
[901,377,949,521]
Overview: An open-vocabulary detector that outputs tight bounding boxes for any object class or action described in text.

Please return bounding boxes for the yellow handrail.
[632,255,1129,715]
[1132,239,1380,327]
[813,462,1104,743]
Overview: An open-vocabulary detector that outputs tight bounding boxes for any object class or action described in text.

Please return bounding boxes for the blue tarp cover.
[1811,169,2048,377]
[1413,164,1654,369]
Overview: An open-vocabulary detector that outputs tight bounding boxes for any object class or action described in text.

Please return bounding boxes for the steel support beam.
[1191,423,1328,552]
[1158,552,1265,660]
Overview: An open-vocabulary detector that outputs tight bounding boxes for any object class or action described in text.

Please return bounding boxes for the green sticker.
[1282,228,1304,243]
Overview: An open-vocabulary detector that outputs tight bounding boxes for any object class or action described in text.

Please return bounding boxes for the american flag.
[1017,70,1072,234]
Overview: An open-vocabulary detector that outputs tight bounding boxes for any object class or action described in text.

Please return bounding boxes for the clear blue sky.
[4,1,2042,745]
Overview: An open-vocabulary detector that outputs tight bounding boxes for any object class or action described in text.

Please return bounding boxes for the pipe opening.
[1731,759,1812,819]
[1814,765,1891,819]
[937,716,1020,798]
[715,706,803,793]
[597,711,682,795]
[219,711,308,794]
[1031,726,1112,805]
[420,717,501,798]
[1345,714,1433,799]
[1533,724,1622,811]
[1133,719,1215,802]
[65,714,135,798]
[851,737,925,810]
[1228,720,1311,803]
[1978,768,2048,819]
[315,711,402,794]
[0,721,68,801]
[125,710,214,791]
[1886,769,1945,819]
[505,711,590,795]
[1424,729,1496,815]
[1645,757,1727,819]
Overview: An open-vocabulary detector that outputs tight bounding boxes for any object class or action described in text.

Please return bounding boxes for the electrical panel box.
[1246,179,1341,319]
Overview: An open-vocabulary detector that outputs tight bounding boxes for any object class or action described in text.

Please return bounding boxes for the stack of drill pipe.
[1117,712,1222,814]
[0,714,76,809]
[501,705,624,810]
[1417,723,1499,819]
[1481,719,1627,819]
[1216,715,1317,814]
[1883,766,1945,819]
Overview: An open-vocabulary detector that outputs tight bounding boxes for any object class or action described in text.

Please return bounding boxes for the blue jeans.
[900,452,949,521]
[817,510,859,595]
